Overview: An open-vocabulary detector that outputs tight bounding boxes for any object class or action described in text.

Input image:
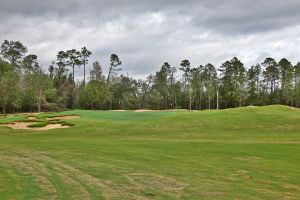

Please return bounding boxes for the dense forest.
[1,40,300,114]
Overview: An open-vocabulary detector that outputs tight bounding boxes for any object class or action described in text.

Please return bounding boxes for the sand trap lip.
[0,122,70,130]
[45,115,80,120]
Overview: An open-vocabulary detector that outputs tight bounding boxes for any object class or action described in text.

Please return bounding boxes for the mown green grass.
[0,105,300,199]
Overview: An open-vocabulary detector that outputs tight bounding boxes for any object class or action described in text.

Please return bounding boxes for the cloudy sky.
[1,0,300,80]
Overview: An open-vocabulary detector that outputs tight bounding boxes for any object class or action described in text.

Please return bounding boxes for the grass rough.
[0,105,300,199]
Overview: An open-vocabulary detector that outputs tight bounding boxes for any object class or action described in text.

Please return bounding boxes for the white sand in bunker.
[27,116,38,120]
[0,122,70,130]
[134,109,156,112]
[46,115,80,120]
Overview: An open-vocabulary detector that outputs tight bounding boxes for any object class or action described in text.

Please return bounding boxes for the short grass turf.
[0,105,300,199]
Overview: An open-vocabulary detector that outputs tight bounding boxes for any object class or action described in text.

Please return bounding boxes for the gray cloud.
[1,0,300,79]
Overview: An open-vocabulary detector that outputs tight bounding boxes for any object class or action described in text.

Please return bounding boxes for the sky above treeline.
[1,0,300,80]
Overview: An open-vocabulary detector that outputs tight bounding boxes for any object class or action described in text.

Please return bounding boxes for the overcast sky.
[1,0,300,80]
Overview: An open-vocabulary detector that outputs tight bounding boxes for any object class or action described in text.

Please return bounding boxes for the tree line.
[1,40,300,114]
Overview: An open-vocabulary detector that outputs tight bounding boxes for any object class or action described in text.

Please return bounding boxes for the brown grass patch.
[235,156,262,161]
[0,155,58,200]
[126,173,187,194]
[283,184,300,192]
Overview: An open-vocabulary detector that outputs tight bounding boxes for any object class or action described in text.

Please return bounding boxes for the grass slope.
[0,105,300,199]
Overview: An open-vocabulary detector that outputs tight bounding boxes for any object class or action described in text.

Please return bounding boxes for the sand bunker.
[27,116,38,120]
[46,115,80,120]
[33,124,70,130]
[134,109,156,112]
[0,122,70,130]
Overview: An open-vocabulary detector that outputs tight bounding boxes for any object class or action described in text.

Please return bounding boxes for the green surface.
[0,105,300,199]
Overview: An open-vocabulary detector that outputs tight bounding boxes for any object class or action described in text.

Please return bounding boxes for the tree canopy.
[1,39,300,113]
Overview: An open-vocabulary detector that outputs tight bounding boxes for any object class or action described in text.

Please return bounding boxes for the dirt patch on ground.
[46,115,80,120]
[0,122,70,130]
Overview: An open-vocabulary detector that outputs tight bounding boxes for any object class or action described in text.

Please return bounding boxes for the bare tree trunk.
[110,98,113,110]
[189,94,192,110]
[199,93,202,110]
[2,103,6,116]
[239,97,242,107]
[216,89,219,110]
[76,88,79,109]
[106,66,112,83]
[37,89,42,112]
[72,64,75,82]
[83,62,86,85]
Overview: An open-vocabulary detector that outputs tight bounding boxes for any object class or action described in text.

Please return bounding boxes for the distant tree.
[107,54,122,83]
[278,58,294,105]
[168,67,177,109]
[190,65,205,110]
[80,47,92,85]
[219,57,246,107]
[23,59,52,112]
[294,62,300,107]
[247,64,262,105]
[66,49,81,82]
[232,57,247,107]
[154,62,171,109]
[112,75,138,109]
[262,57,279,95]
[55,51,69,87]
[85,80,110,109]
[22,54,39,73]
[136,75,154,109]
[203,63,217,109]
[0,40,27,66]
[48,61,55,80]
[90,61,104,81]
[0,60,21,115]
[179,60,192,110]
